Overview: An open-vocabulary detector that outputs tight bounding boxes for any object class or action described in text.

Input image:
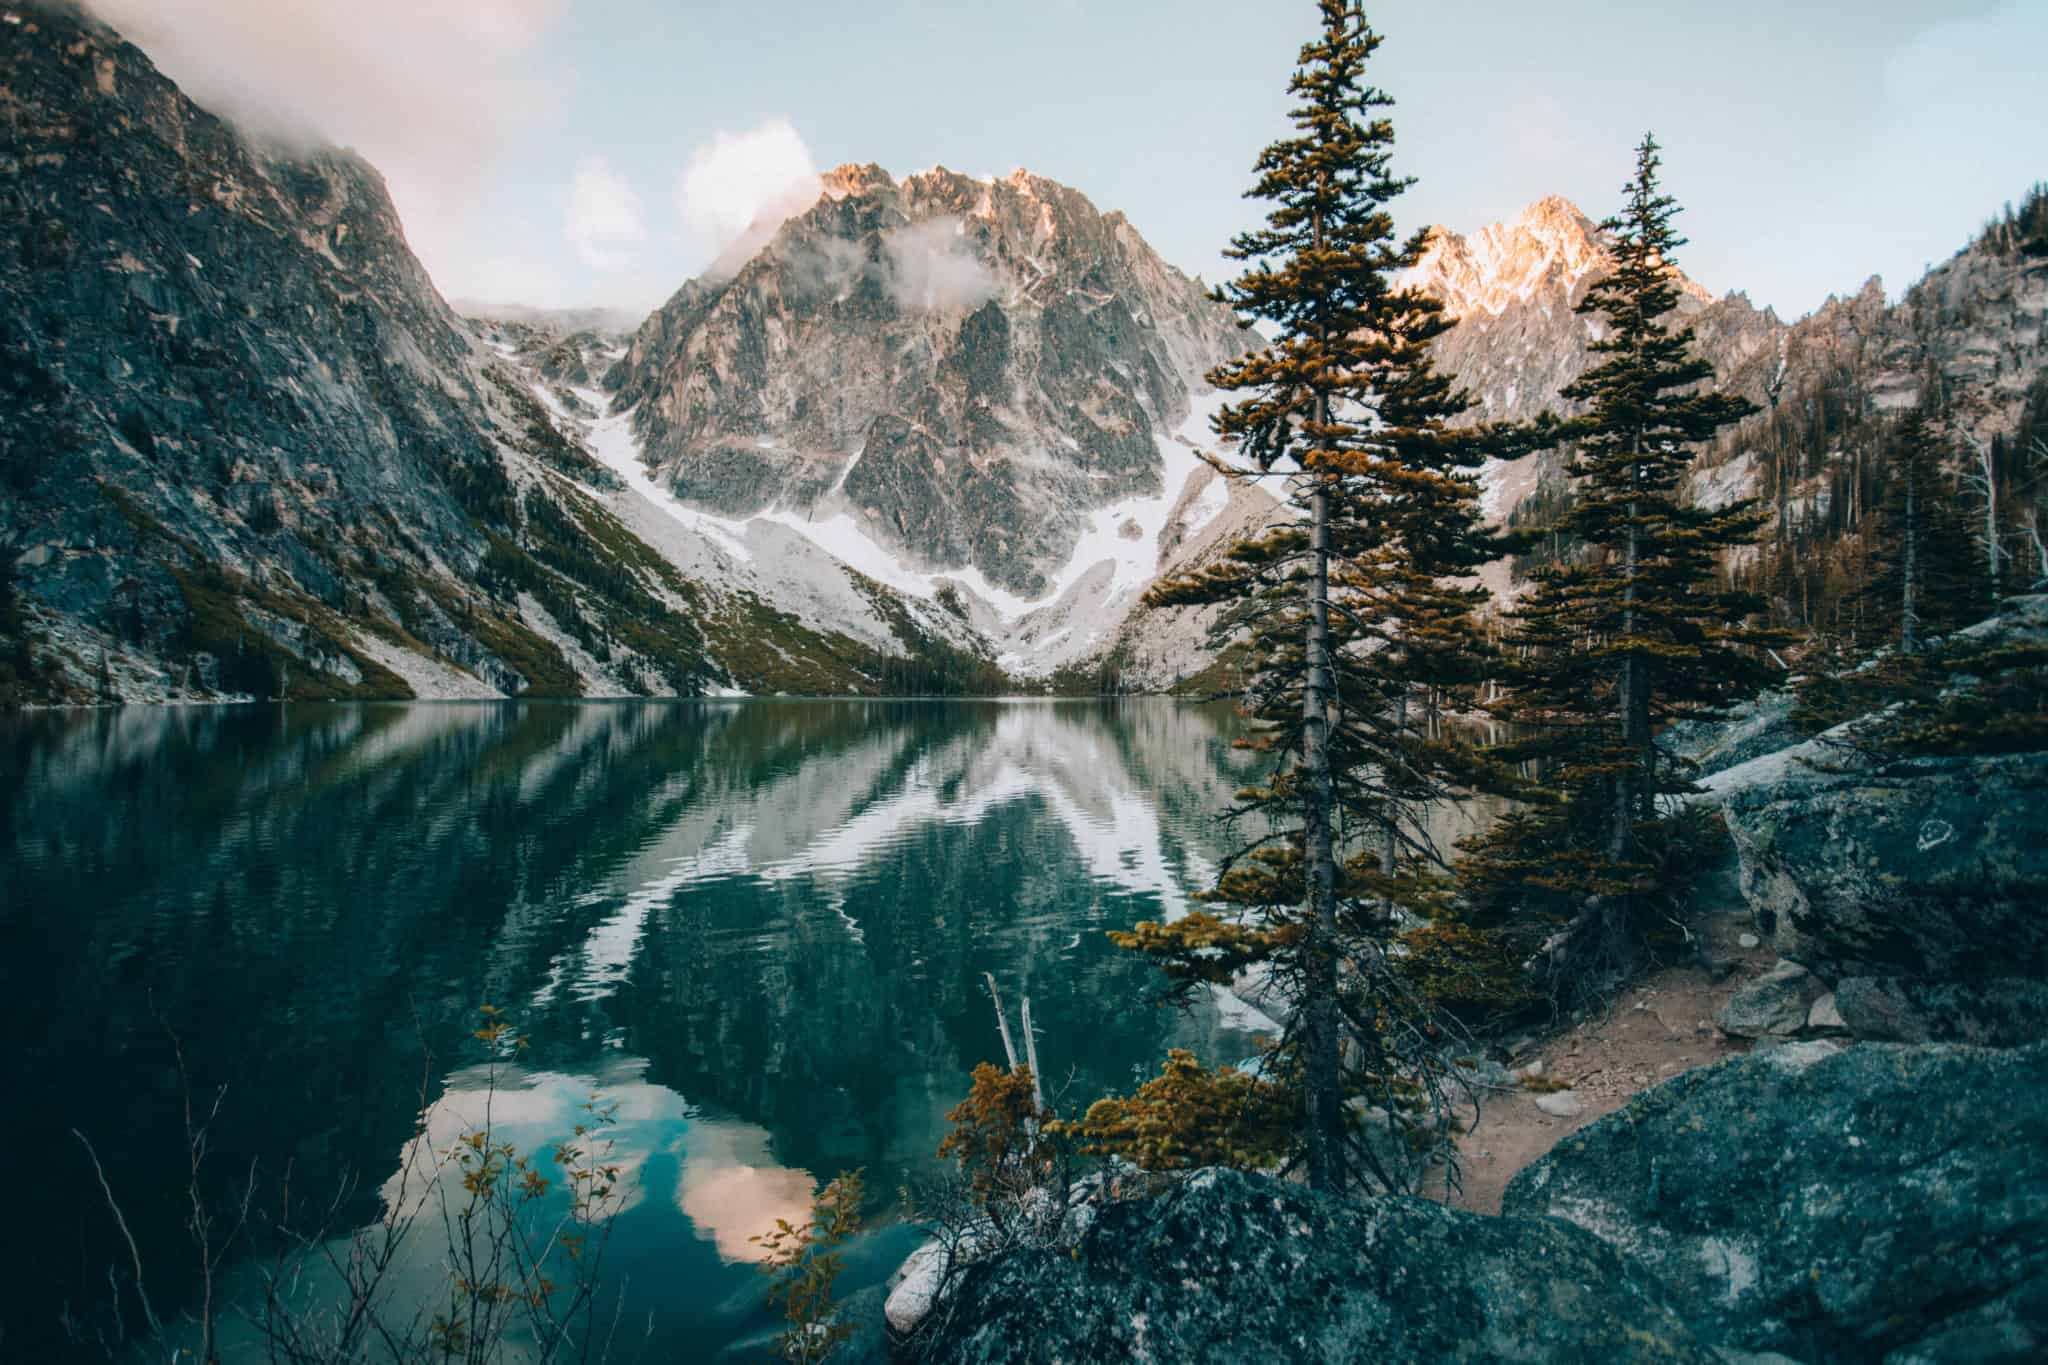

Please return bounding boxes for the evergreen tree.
[1470,135,1777,992]
[1864,409,1987,651]
[1119,0,1518,1193]
[0,548,35,697]
[1794,411,1995,735]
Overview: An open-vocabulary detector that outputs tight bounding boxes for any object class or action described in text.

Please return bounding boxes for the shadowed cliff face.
[0,1,519,694]
[606,164,1246,597]
[0,3,991,704]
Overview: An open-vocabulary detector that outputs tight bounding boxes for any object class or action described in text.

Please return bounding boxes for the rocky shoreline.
[884,597,2048,1363]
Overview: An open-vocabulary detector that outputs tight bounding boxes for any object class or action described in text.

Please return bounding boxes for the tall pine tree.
[1864,408,1987,650]
[1121,0,1517,1193]
[1471,135,1777,992]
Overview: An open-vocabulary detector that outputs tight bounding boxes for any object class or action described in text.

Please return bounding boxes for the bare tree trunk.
[1599,445,1648,981]
[1381,690,1406,884]
[1019,995,1047,1118]
[1611,469,1642,864]
[1300,470,1343,1195]
[1902,463,1921,654]
[1295,181,1345,1195]
[983,973,1020,1073]
[1979,440,2001,599]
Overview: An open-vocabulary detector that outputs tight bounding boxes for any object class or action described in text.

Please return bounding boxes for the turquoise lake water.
[1,698,1289,1359]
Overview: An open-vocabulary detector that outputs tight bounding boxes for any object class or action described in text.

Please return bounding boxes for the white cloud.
[784,217,998,315]
[564,157,648,271]
[676,119,822,274]
[883,218,999,313]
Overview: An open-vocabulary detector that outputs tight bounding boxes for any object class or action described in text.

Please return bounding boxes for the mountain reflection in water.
[1,698,1326,1359]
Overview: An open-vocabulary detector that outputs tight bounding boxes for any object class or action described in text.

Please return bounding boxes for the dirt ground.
[1442,908,1778,1215]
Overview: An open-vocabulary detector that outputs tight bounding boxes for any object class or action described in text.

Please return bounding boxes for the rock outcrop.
[1714,959,1827,1040]
[1504,1041,2048,1362]
[1834,975,2048,1048]
[1706,744,2048,982]
[1689,599,2048,1049]
[911,1166,1712,1362]
[606,164,1244,599]
[1661,690,1805,780]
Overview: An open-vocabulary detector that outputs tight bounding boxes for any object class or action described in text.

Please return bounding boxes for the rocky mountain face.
[1409,192,2048,593]
[1412,194,1717,432]
[606,163,1245,599]
[0,0,991,703]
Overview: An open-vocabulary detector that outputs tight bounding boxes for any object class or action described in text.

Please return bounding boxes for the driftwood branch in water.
[983,972,1021,1073]
[1020,995,1048,1118]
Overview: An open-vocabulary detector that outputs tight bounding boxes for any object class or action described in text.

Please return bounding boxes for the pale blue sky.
[110,0,2044,320]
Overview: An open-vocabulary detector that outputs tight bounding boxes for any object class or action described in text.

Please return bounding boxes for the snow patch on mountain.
[563,370,1229,675]
[578,386,756,565]
[1030,387,1231,615]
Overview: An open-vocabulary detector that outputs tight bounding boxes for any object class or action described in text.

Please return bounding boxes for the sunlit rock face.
[606,165,1245,598]
[1411,195,2048,560]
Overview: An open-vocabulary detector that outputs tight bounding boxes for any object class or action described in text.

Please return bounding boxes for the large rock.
[1697,742,2048,982]
[1504,1041,2048,1361]
[913,1167,1713,1362]
[1714,959,1826,1039]
[1835,976,2048,1047]
[1661,690,1804,779]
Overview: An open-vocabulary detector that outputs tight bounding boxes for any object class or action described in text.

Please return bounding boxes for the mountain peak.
[822,162,894,199]
[1414,195,1713,320]
[1517,192,1594,224]
[1414,196,1604,320]
[608,160,1244,599]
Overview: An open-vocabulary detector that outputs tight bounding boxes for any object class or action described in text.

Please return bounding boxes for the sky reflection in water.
[2,698,1314,1358]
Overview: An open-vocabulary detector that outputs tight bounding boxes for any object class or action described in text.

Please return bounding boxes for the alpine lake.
[0,698,1326,1360]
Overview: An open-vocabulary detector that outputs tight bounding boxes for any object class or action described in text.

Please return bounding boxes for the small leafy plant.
[754,1169,866,1364]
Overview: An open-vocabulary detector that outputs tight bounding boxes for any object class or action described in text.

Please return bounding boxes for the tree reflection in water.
[3,699,1311,1358]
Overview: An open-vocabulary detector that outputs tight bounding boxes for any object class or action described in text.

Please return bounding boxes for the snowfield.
[554,372,1234,677]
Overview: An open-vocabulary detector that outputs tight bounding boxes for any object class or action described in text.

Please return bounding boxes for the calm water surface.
[1,699,1293,1359]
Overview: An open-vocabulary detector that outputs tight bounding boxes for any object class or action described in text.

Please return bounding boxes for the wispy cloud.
[784,216,999,314]
[89,0,573,301]
[564,156,648,271]
[676,119,822,275]
[882,218,999,312]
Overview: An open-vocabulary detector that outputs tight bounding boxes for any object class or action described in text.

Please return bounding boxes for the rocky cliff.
[605,164,1245,602]
[0,0,991,703]
[1410,191,2048,580]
